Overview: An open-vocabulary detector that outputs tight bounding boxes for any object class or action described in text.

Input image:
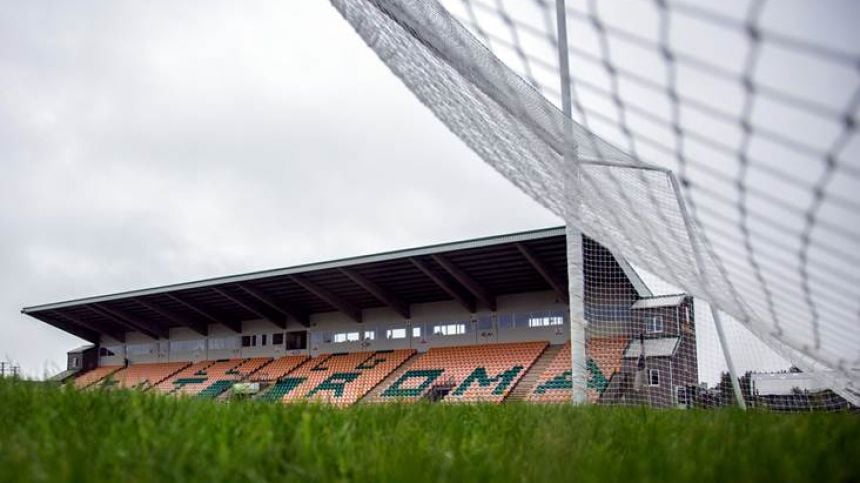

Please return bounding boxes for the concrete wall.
[99,289,576,366]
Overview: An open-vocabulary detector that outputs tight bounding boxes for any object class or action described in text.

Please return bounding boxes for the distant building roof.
[623,337,680,358]
[67,344,95,354]
[631,294,686,309]
[751,372,828,395]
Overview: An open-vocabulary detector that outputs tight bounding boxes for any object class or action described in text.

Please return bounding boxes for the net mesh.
[331,0,859,409]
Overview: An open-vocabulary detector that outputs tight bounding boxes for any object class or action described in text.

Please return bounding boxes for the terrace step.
[360,351,422,403]
[506,344,563,402]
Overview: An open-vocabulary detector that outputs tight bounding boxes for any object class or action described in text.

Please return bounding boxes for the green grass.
[0,379,857,483]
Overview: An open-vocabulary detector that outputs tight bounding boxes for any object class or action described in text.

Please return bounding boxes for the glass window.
[432,323,466,336]
[127,343,157,356]
[514,313,531,328]
[649,369,660,386]
[476,315,493,330]
[364,330,375,341]
[527,315,564,327]
[170,339,205,353]
[209,337,240,351]
[646,315,664,334]
[386,328,406,340]
[676,386,688,405]
[412,326,422,338]
[286,332,307,350]
[333,331,360,343]
[261,334,268,346]
[272,333,284,346]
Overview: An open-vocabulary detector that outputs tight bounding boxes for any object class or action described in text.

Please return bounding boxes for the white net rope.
[331,0,859,407]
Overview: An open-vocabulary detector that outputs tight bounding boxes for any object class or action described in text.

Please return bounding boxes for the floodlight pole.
[555,0,587,405]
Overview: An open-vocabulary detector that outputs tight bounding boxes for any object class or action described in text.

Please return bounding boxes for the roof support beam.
[133,298,208,336]
[87,304,167,340]
[50,310,126,343]
[409,257,476,313]
[430,255,496,311]
[289,275,362,323]
[211,287,284,330]
[339,268,410,319]
[236,284,308,327]
[163,293,220,324]
[36,312,99,343]
[515,242,569,304]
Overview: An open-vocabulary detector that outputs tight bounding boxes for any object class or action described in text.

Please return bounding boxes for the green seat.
[260,377,306,402]
[196,380,234,399]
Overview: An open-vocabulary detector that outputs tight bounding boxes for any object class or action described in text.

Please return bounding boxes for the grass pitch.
[0,379,857,482]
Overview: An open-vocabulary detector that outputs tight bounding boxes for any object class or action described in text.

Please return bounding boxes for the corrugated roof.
[623,337,680,358]
[630,294,686,309]
[22,226,566,313]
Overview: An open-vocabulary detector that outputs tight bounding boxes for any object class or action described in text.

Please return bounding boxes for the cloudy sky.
[0,1,560,376]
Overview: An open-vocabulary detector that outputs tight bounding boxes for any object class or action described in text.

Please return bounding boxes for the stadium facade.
[23,227,696,407]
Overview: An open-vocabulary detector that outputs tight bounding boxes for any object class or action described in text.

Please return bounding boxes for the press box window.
[333,332,360,343]
[433,323,466,336]
[272,333,284,346]
[386,328,406,339]
[364,330,375,341]
[412,327,421,338]
[241,335,258,347]
[528,316,564,328]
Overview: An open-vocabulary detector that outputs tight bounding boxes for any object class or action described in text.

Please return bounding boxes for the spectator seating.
[378,342,547,403]
[73,365,121,389]
[265,350,415,406]
[154,361,218,395]
[528,337,628,403]
[151,358,271,397]
[250,355,308,382]
[104,362,190,390]
[181,358,275,398]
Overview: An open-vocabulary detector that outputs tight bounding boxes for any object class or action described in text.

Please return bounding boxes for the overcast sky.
[0,1,561,376]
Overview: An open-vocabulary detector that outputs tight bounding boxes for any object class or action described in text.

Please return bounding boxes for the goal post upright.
[554,0,588,405]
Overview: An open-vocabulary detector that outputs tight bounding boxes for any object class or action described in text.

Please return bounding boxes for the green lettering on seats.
[532,358,610,394]
[261,377,306,401]
[306,372,361,398]
[586,359,609,394]
[310,355,335,372]
[173,377,207,387]
[356,353,388,370]
[452,366,523,396]
[382,369,444,397]
[533,370,571,394]
[197,380,233,399]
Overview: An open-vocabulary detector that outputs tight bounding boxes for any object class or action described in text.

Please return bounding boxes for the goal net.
[331,0,859,409]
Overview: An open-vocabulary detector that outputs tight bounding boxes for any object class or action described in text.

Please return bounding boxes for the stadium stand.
[262,350,415,406]
[250,355,308,382]
[528,338,628,403]
[104,362,191,390]
[506,344,565,401]
[166,358,273,399]
[376,342,547,403]
[154,361,217,395]
[73,365,121,389]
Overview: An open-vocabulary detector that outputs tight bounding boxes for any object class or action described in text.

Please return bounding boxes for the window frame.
[646,315,664,334]
[648,369,660,386]
[386,328,407,340]
[432,323,466,336]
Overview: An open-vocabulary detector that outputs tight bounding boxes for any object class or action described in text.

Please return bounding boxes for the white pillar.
[567,225,588,404]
